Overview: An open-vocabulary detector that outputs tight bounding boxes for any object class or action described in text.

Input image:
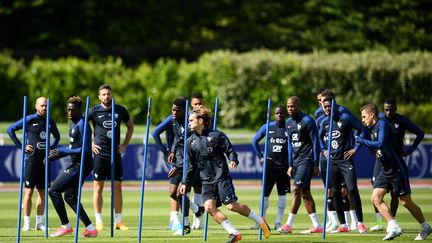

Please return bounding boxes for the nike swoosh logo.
[32,123,38,126]
[98,115,104,118]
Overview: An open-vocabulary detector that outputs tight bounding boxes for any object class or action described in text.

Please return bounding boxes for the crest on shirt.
[337,121,342,128]
[285,131,288,137]
[40,131,46,140]
[394,123,399,128]
[181,126,184,134]
[297,124,301,130]
[207,137,212,142]
[115,113,119,119]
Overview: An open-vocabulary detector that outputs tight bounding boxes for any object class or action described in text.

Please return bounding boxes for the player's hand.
[343,149,356,160]
[168,152,175,163]
[25,145,33,154]
[49,149,59,159]
[92,143,101,154]
[259,157,264,164]
[313,166,319,176]
[323,150,329,159]
[118,144,127,155]
[287,167,293,177]
[228,161,237,169]
[179,184,187,195]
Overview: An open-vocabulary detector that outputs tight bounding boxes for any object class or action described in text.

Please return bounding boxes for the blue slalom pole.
[138,97,152,243]
[258,99,271,240]
[16,96,27,243]
[203,97,219,241]
[322,99,335,240]
[74,97,91,243]
[181,99,189,236]
[110,98,116,238]
[44,98,51,239]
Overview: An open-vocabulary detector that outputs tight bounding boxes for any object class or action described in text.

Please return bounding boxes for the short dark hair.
[360,103,378,116]
[384,98,397,106]
[316,88,329,96]
[68,96,82,108]
[98,84,112,92]
[321,89,335,100]
[172,97,186,109]
[191,92,203,99]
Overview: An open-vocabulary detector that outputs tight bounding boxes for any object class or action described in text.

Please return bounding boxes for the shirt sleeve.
[306,117,320,167]
[49,119,61,149]
[7,118,25,149]
[286,121,293,167]
[252,124,266,159]
[151,115,173,156]
[182,138,195,185]
[346,114,369,151]
[220,132,239,165]
[358,120,388,149]
[400,116,425,155]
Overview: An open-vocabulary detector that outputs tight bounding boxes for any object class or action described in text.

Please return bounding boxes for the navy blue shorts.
[202,176,238,207]
[374,171,411,197]
[328,159,358,192]
[292,160,313,190]
[93,153,123,181]
[24,159,47,189]
[264,166,290,197]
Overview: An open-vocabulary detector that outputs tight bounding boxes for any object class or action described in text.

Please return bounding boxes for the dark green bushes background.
[1,50,431,131]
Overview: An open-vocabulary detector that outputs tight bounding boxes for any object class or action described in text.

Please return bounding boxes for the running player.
[357,103,431,240]
[180,106,271,242]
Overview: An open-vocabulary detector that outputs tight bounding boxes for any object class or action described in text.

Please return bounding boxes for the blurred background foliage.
[1,0,431,131]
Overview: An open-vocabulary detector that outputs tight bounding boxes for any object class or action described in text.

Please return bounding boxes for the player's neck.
[101,103,111,110]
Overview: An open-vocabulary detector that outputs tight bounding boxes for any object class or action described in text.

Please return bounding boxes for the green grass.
[1,180,431,242]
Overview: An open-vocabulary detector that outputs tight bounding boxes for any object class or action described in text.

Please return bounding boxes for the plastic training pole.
[44,98,51,238]
[203,97,219,241]
[16,96,27,243]
[322,99,335,240]
[138,97,152,243]
[181,100,190,236]
[74,97,91,243]
[258,99,271,240]
[110,98,116,237]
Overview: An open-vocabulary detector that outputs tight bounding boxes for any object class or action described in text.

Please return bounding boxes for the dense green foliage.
[1,0,431,63]
[1,50,431,131]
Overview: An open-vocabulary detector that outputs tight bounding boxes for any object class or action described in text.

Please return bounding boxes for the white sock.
[248,210,263,224]
[376,212,382,223]
[263,197,270,218]
[61,223,71,229]
[115,213,122,224]
[276,195,286,223]
[184,216,190,226]
[344,211,351,226]
[171,211,181,225]
[95,213,103,223]
[86,224,95,231]
[36,215,43,224]
[309,213,322,228]
[221,220,238,235]
[350,210,358,224]
[193,193,202,206]
[329,211,338,225]
[24,216,31,225]
[286,213,296,227]
[388,219,398,228]
[190,201,199,214]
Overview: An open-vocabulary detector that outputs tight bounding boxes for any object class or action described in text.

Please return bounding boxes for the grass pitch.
[1,180,431,242]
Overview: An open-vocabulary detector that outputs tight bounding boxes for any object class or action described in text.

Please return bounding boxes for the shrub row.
[1,50,431,131]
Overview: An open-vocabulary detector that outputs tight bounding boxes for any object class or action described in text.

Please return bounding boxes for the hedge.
[1,50,431,131]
